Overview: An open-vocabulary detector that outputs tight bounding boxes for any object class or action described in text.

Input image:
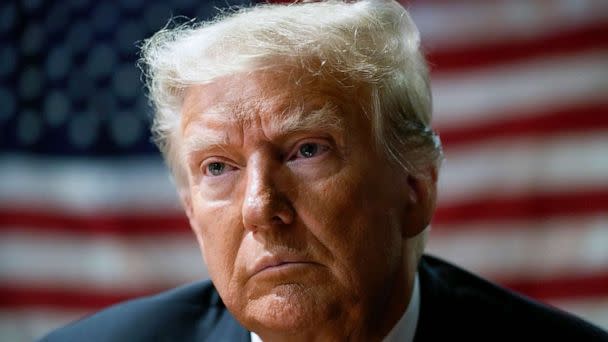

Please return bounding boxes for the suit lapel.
[413,255,452,341]
[206,307,250,341]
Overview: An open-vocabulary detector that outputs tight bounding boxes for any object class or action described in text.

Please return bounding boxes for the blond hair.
[140,0,442,187]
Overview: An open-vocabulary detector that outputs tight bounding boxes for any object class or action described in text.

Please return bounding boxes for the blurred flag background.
[1,0,607,340]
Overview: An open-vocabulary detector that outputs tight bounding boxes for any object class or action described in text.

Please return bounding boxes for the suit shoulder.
[418,255,608,340]
[40,280,227,342]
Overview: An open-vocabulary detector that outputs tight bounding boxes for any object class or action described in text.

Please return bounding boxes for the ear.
[402,166,438,238]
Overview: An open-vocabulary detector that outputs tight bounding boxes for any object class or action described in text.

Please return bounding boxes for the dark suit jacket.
[41,255,608,341]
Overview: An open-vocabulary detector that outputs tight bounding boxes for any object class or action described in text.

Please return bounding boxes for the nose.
[242,159,294,231]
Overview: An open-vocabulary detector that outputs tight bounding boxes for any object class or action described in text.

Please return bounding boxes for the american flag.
[1,0,607,340]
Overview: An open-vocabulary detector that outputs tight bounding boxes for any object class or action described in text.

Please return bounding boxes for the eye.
[299,143,319,158]
[202,161,236,176]
[207,162,225,176]
[290,142,329,160]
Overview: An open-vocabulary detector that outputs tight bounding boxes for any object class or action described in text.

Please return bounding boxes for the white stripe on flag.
[0,155,179,214]
[438,131,608,205]
[411,0,608,49]
[551,297,608,330]
[0,309,86,342]
[0,230,204,291]
[432,50,608,129]
[428,214,608,281]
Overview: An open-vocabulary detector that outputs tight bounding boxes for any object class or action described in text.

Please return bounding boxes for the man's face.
[179,69,427,337]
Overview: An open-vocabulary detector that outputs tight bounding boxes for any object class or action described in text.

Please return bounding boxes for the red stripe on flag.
[502,272,608,302]
[426,21,608,73]
[434,189,608,226]
[0,286,164,311]
[0,208,190,236]
[437,102,608,148]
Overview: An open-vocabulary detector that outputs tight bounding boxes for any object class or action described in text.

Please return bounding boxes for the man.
[42,1,607,341]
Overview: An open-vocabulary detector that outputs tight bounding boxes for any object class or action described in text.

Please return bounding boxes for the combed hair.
[139,0,443,187]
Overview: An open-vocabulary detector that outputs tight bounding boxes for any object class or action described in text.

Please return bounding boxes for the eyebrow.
[271,101,345,138]
[181,101,346,161]
[179,105,229,165]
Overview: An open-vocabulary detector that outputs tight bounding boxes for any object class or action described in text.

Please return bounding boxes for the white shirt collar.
[250,273,420,342]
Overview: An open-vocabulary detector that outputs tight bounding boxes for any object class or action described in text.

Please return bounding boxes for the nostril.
[271,215,286,225]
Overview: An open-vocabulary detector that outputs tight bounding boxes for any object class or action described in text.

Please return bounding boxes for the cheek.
[296,167,404,286]
[191,198,243,290]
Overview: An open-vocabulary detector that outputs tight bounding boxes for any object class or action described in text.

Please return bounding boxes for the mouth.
[250,255,319,279]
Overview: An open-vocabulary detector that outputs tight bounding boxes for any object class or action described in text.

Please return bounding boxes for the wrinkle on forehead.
[195,87,342,131]
[182,65,360,116]
[179,69,358,164]
[182,100,345,157]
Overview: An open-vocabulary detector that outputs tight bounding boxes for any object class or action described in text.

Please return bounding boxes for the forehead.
[180,69,363,139]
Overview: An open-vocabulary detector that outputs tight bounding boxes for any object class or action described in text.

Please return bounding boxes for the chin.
[239,284,332,333]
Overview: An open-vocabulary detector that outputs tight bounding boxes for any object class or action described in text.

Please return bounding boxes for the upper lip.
[249,253,315,277]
